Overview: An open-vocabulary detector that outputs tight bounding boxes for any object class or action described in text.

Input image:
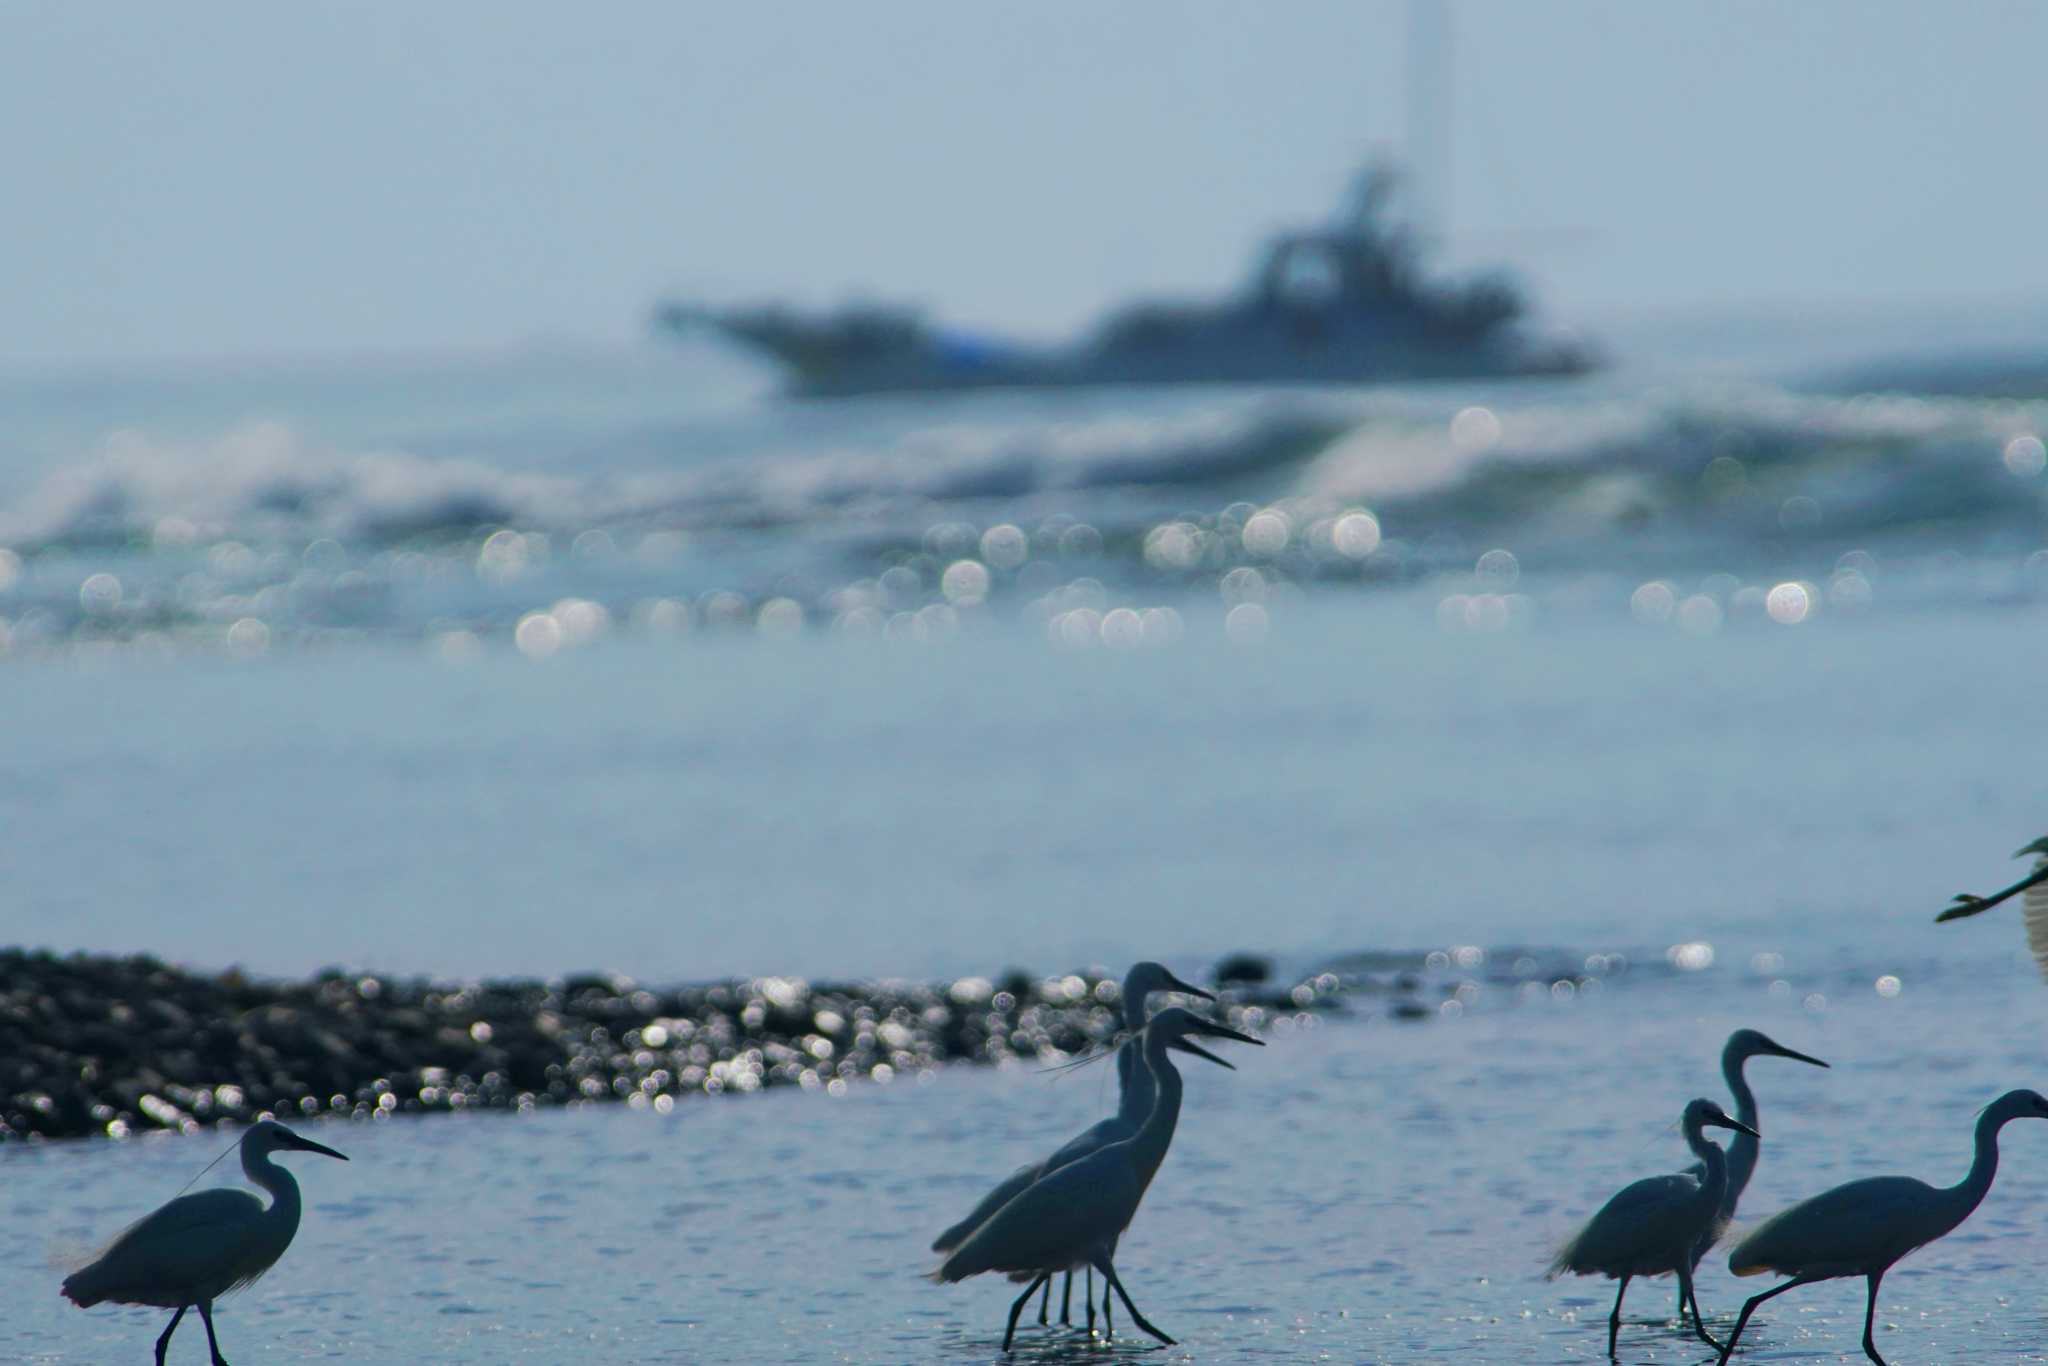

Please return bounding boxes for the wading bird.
[930,960,1222,1332]
[1548,1097,1758,1356]
[1682,1030,1830,1296]
[1935,835,2048,980]
[930,1006,1263,1351]
[1717,1087,2048,1366]
[61,1118,349,1365]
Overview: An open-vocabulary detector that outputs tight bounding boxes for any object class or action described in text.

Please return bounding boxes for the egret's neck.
[1684,1118,1729,1211]
[1121,986,1149,1037]
[244,1147,305,1238]
[1722,1049,1761,1204]
[1129,1036,1185,1192]
[1949,1106,2012,1215]
[1114,1039,1157,1125]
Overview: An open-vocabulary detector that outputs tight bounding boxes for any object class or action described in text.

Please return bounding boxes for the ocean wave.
[0,398,1367,554]
[0,382,2042,658]
[6,383,2038,561]
[1302,381,2047,555]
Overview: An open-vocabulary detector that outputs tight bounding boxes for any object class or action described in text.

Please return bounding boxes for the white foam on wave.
[2,382,2037,565]
[1300,380,2045,513]
[0,420,579,550]
[0,396,1373,552]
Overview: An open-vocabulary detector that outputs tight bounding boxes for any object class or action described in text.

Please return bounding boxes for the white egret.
[1680,1030,1829,1296]
[61,1118,348,1365]
[1718,1087,2048,1366]
[930,1006,1263,1351]
[1548,1097,1758,1356]
[929,960,1222,1332]
[1936,834,2048,979]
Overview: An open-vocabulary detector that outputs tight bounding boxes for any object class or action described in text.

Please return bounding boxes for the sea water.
[4,963,2047,1363]
[3,313,2048,1360]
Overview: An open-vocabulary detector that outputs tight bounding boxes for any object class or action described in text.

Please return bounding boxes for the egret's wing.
[934,1153,1138,1282]
[1549,1174,1703,1277]
[2024,859,2048,982]
[71,1189,267,1303]
[1729,1176,1940,1276]
[930,1161,1043,1253]
[1604,1172,1703,1215]
[1042,1115,1131,1176]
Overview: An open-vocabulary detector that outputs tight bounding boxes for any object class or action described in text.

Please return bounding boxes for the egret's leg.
[1003,1274,1051,1352]
[1677,1261,1722,1351]
[1607,1274,1631,1357]
[1092,1256,1174,1347]
[1718,1274,1819,1366]
[1679,1244,1710,1321]
[1059,1270,1073,1327]
[1083,1268,1096,1335]
[1036,1276,1050,1326]
[1103,1274,1114,1338]
[1860,1271,1889,1366]
[154,1306,187,1366]
[197,1298,230,1366]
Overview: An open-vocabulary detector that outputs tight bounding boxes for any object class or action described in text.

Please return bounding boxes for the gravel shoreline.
[0,946,1598,1141]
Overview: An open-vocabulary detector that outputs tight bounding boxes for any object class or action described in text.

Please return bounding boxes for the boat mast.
[1404,0,1452,245]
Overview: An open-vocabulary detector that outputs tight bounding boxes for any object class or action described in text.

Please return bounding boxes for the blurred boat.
[653,161,1598,396]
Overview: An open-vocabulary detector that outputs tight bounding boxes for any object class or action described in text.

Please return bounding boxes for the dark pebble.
[0,946,1548,1141]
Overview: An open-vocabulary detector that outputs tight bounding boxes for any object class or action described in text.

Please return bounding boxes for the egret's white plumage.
[930,1006,1262,1351]
[1548,1097,1757,1356]
[928,960,1220,1331]
[62,1118,348,1366]
[1716,1087,2048,1366]
[1682,1029,1829,1282]
[1936,835,2048,980]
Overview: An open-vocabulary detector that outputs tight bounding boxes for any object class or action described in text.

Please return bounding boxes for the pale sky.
[5,2,2047,365]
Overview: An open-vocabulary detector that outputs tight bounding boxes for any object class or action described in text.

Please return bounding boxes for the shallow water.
[6,321,2048,1361]
[5,952,2047,1364]
[5,587,2046,984]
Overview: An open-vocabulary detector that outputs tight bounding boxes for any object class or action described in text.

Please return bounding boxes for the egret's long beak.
[1710,1115,1762,1140]
[1937,861,2048,922]
[1763,1041,1829,1068]
[1937,895,1995,923]
[288,1133,350,1161]
[1193,1019,1264,1048]
[1162,971,1216,1003]
[1169,1037,1236,1071]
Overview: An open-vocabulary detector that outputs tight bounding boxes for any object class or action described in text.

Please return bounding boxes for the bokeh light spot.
[1331,510,1382,559]
[1765,581,1813,625]
[515,611,562,659]
[1224,602,1269,645]
[1450,405,1502,451]
[2003,434,2046,477]
[979,524,1028,570]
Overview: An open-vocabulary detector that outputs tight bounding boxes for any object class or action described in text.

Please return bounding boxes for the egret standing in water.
[61,1118,348,1365]
[1681,1030,1830,1302]
[930,1006,1263,1351]
[930,960,1222,1332]
[1548,1098,1758,1356]
[1717,1088,2048,1366]
[1935,834,2048,979]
